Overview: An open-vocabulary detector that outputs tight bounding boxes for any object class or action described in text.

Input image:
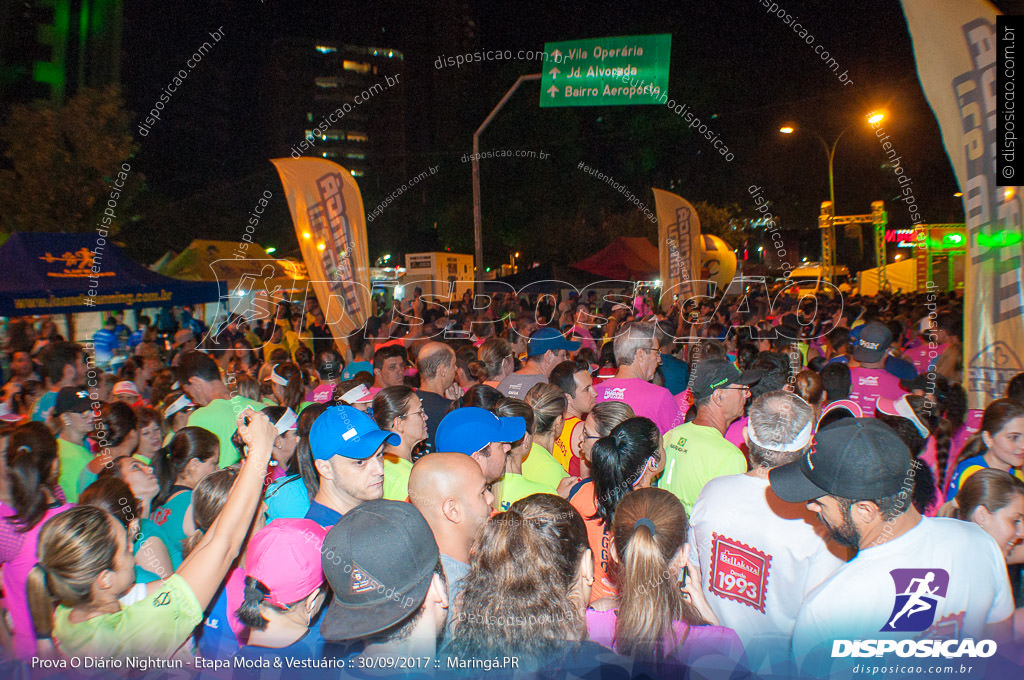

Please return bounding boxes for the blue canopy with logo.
[0,233,223,316]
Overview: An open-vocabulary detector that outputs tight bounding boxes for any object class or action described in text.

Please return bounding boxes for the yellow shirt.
[383,454,413,501]
[522,442,569,490]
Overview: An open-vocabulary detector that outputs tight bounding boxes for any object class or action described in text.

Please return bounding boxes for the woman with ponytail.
[373,386,429,501]
[0,422,73,658]
[233,518,328,658]
[80,477,169,585]
[449,494,628,673]
[265,362,306,412]
[942,469,1024,561]
[946,399,1024,502]
[569,417,663,603]
[149,426,220,568]
[265,403,325,521]
[588,487,744,673]
[26,408,276,660]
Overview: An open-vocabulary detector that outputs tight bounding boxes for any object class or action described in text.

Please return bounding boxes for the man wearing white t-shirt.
[688,391,847,675]
[770,418,1014,678]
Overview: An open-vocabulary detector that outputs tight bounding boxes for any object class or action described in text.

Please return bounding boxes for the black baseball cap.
[320,499,439,641]
[769,418,913,503]
[55,386,92,415]
[851,321,892,363]
[690,358,762,401]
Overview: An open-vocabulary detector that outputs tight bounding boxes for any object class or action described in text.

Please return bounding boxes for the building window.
[345,153,366,160]
[347,132,369,142]
[343,60,371,74]
[315,45,337,54]
[350,169,365,177]
[315,77,339,88]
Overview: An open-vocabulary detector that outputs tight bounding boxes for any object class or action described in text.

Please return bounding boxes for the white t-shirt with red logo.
[687,473,847,675]
[792,517,1013,678]
[847,367,908,416]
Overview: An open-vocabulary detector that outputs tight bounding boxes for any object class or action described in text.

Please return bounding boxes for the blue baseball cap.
[435,407,527,455]
[527,327,580,357]
[310,405,400,461]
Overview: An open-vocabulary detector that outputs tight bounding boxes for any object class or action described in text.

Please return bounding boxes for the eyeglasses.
[719,386,751,392]
[583,429,601,440]
[400,409,427,420]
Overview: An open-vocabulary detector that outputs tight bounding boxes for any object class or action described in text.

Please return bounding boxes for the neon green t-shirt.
[658,422,747,513]
[186,397,265,467]
[522,443,569,490]
[383,454,412,501]
[57,438,92,503]
[53,574,202,659]
[499,472,556,511]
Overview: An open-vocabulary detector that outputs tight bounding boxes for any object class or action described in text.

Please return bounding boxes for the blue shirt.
[304,499,343,528]
[30,390,58,422]
[265,474,312,521]
[92,328,120,364]
[659,353,690,395]
[341,361,372,380]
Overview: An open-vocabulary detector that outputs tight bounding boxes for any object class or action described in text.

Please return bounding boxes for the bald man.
[409,452,494,643]
[415,342,457,451]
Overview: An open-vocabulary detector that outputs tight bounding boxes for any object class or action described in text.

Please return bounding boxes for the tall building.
[264,38,406,195]
[0,0,122,104]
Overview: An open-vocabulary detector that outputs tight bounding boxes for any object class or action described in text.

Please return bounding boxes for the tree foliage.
[0,86,140,234]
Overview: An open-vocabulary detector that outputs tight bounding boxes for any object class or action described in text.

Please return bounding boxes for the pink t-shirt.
[0,502,74,658]
[942,410,984,493]
[847,367,908,416]
[902,342,950,375]
[586,608,746,670]
[724,416,748,454]
[595,378,680,433]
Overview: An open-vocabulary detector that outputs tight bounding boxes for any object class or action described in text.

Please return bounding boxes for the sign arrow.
[547,85,558,96]
[551,49,562,60]
[549,67,560,79]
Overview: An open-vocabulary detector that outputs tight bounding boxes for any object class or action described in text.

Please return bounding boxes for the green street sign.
[539,34,671,107]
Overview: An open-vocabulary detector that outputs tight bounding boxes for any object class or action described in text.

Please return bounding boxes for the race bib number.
[709,533,771,613]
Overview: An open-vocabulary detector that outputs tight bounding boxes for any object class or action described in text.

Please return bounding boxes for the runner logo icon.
[881,568,949,632]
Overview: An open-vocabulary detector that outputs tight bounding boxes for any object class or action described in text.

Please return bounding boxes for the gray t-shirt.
[440,553,470,646]
[496,372,547,399]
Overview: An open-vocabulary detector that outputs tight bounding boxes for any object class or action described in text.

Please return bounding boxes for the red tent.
[571,236,659,280]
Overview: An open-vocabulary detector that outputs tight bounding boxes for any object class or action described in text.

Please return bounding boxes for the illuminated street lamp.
[779,110,885,213]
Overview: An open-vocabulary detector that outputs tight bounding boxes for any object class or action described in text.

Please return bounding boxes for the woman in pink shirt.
[0,422,73,658]
[586,487,746,675]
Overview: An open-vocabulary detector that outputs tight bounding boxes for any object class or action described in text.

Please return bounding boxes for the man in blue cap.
[497,327,580,399]
[305,404,401,527]
[435,406,527,483]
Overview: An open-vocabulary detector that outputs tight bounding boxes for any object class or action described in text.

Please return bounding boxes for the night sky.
[115,0,1022,266]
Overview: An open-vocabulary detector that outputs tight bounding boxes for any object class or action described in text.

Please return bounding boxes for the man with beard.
[769,418,1013,677]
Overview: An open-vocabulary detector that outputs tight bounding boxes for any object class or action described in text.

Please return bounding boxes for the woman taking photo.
[449,493,630,674]
[0,423,73,658]
[947,399,1024,501]
[569,417,663,603]
[27,409,276,660]
[150,426,220,567]
[373,386,429,501]
[588,487,745,674]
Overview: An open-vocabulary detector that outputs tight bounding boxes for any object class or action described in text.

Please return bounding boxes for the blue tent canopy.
[0,233,223,316]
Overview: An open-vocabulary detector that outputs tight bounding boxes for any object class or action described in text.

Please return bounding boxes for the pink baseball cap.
[245,518,328,607]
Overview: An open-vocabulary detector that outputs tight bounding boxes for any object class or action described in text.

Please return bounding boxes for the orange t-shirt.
[568,480,617,603]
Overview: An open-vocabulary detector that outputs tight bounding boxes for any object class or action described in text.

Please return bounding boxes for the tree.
[691,200,758,249]
[0,86,140,234]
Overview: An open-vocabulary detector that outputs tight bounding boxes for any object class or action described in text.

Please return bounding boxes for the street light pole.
[472,73,541,295]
